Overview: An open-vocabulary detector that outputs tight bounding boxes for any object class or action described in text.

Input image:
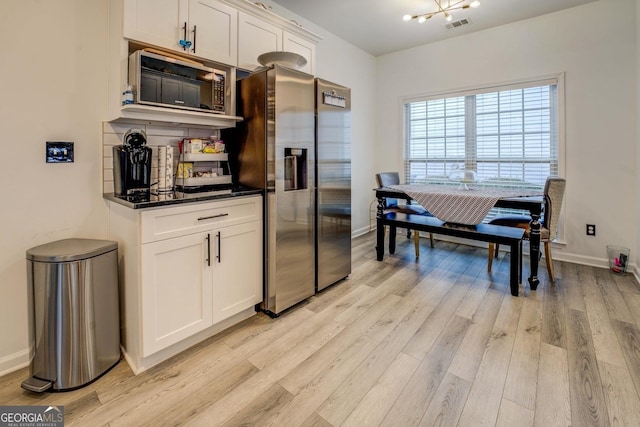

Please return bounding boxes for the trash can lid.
[27,238,117,263]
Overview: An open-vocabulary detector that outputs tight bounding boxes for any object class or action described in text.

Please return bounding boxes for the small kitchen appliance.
[128,49,227,114]
[113,129,152,200]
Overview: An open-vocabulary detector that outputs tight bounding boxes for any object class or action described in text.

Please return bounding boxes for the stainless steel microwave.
[128,50,226,114]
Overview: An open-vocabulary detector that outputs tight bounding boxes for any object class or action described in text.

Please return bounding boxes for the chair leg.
[429,233,434,248]
[495,243,500,258]
[544,242,555,282]
[487,242,495,272]
[414,230,420,258]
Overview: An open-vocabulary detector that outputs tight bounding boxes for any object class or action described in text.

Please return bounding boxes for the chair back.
[376,172,401,209]
[376,172,401,187]
[543,177,566,240]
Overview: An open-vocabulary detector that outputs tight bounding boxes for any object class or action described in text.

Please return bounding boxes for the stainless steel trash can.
[22,238,120,392]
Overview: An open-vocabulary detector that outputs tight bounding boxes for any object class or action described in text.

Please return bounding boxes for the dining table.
[375,183,545,291]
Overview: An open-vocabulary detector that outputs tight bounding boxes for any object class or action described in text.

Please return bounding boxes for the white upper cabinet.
[283,30,315,75]
[188,0,238,65]
[237,11,282,72]
[111,0,320,127]
[123,0,184,52]
[123,0,238,65]
[235,5,319,75]
[120,0,320,73]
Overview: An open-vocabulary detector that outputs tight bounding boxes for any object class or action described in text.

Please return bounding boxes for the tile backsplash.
[102,122,219,194]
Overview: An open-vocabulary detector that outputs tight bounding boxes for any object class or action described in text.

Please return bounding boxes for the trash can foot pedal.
[21,377,53,393]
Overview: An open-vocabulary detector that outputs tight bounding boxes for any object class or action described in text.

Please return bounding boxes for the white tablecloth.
[391,184,542,225]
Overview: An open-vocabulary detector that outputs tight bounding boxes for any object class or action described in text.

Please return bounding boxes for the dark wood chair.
[376,172,434,257]
[487,177,566,282]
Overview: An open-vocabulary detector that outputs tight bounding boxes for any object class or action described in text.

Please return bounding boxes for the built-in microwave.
[128,50,226,114]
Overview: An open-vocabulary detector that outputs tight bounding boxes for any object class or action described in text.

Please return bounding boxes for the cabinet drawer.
[141,195,262,243]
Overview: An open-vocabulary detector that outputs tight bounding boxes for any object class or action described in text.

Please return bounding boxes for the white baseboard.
[0,348,31,377]
[552,252,608,269]
[352,225,371,238]
[370,226,637,281]
[632,265,640,284]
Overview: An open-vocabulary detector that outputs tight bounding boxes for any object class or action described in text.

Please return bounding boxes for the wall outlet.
[586,224,596,236]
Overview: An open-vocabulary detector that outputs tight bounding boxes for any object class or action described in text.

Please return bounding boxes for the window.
[403,77,561,191]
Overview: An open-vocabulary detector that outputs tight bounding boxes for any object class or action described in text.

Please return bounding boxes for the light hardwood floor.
[3,232,640,426]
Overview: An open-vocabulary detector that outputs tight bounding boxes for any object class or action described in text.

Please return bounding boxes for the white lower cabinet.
[109,195,263,373]
[213,222,262,321]
[141,231,213,357]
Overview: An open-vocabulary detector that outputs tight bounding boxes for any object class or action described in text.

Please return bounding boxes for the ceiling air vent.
[444,17,472,30]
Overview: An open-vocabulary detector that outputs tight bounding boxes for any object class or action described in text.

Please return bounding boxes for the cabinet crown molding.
[224,0,322,43]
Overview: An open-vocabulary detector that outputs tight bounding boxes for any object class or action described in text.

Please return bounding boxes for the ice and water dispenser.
[284,148,307,191]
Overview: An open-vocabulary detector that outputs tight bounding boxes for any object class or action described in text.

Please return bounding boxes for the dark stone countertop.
[104,186,264,210]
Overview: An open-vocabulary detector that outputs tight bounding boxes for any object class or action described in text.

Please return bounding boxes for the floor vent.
[444,17,472,30]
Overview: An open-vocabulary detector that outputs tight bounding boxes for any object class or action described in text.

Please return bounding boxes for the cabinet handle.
[197,213,229,221]
[181,22,188,51]
[192,25,197,54]
[216,231,221,263]
[205,233,211,266]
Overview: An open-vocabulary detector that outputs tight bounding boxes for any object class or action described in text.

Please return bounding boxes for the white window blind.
[404,80,559,191]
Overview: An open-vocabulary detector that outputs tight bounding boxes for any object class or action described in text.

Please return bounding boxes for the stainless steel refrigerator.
[229,68,351,316]
[315,79,351,291]
[231,65,316,316]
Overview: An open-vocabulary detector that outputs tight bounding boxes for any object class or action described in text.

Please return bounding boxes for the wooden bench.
[376,212,526,296]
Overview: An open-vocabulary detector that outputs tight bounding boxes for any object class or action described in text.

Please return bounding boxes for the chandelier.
[403,0,480,23]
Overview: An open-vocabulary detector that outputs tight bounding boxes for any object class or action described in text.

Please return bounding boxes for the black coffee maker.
[113,129,152,200]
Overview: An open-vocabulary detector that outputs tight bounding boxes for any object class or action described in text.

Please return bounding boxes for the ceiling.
[270,0,598,56]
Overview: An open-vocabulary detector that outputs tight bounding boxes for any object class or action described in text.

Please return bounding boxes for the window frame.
[399,73,566,242]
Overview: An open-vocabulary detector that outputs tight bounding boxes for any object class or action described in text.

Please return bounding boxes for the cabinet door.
[141,232,213,357]
[188,0,238,65]
[283,31,316,75]
[123,0,236,64]
[238,11,282,71]
[123,0,187,53]
[212,221,263,322]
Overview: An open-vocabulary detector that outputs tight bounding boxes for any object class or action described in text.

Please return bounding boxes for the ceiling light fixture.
[403,0,480,23]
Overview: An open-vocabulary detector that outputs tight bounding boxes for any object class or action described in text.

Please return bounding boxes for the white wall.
[0,1,111,374]
[376,0,637,267]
